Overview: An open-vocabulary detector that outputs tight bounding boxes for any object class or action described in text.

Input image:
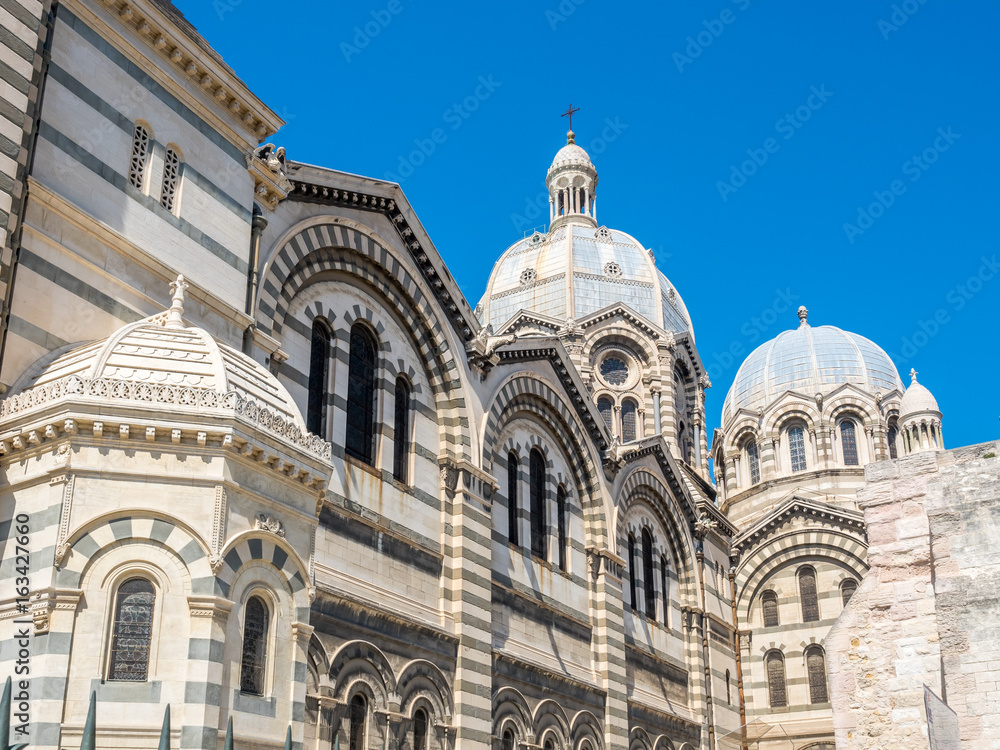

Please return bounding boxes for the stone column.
[181,595,234,749]
[652,390,662,435]
[587,548,628,750]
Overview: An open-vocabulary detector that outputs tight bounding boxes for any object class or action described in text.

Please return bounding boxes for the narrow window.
[766,650,787,708]
[392,377,410,482]
[306,319,330,437]
[507,452,519,547]
[160,147,181,211]
[502,729,515,750]
[627,533,637,610]
[413,708,428,750]
[240,596,269,695]
[841,578,858,606]
[887,425,898,459]
[556,485,567,571]
[349,694,367,750]
[597,396,613,431]
[529,449,547,560]
[128,123,151,190]
[726,670,732,705]
[761,590,779,627]
[799,566,820,622]
[788,426,807,472]
[544,739,554,750]
[746,440,760,484]
[660,556,669,626]
[621,399,637,442]
[806,646,829,703]
[642,528,655,618]
[345,325,377,464]
[108,578,155,681]
[841,421,859,466]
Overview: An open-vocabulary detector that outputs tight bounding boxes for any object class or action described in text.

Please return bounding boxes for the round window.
[600,357,629,386]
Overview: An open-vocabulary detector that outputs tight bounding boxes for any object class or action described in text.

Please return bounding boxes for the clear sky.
[178,0,998,449]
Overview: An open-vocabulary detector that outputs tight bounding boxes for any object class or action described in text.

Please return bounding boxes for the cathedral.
[0,2,983,750]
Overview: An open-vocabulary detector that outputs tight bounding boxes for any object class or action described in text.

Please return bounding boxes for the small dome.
[899,369,940,419]
[549,141,592,171]
[722,308,902,423]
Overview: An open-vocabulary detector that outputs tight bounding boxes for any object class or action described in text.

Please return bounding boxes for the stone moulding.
[0,373,332,460]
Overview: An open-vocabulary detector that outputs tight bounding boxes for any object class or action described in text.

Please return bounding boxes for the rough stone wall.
[827,440,1000,749]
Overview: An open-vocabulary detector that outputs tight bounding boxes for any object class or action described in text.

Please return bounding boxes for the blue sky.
[179,0,998,448]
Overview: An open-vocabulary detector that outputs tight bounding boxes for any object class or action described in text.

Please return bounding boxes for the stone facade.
[827,440,1000,749]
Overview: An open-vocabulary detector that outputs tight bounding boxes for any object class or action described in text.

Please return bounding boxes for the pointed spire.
[158,705,171,750]
[223,716,234,750]
[284,725,293,750]
[80,691,97,750]
[909,367,919,384]
[166,274,189,329]
[797,305,809,328]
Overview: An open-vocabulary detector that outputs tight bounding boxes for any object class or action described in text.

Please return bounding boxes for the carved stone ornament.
[247,143,292,210]
[467,324,517,377]
[693,513,718,540]
[255,512,285,537]
[439,463,460,495]
[661,330,676,351]
[699,374,712,390]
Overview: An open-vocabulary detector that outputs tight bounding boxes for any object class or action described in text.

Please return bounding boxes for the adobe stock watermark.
[546,0,587,31]
[383,75,501,184]
[705,288,799,381]
[842,126,959,244]
[509,116,628,232]
[341,0,409,63]
[717,85,833,201]
[889,255,997,364]
[673,0,752,73]
[878,0,930,40]
[213,0,245,21]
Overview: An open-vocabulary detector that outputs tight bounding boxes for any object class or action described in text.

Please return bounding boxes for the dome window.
[519,268,537,286]
[600,357,629,386]
[595,226,612,241]
[603,261,623,279]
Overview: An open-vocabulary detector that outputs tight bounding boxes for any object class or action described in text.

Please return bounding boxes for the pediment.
[731,495,866,559]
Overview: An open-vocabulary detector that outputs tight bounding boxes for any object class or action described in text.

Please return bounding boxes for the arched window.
[598,396,613,431]
[660,556,669,626]
[798,566,820,622]
[502,728,515,750]
[128,123,151,190]
[529,449,546,560]
[306,318,331,437]
[761,590,779,628]
[413,708,428,750]
[556,485,567,571]
[766,650,787,707]
[392,377,410,482]
[788,426,807,472]
[726,669,732,705]
[507,452,519,547]
[642,527,655,618]
[746,440,760,484]
[673,368,685,414]
[841,578,858,606]
[240,595,270,695]
[349,694,367,750]
[544,739,554,750]
[627,533,637,610]
[346,324,377,464]
[806,646,829,703]
[887,424,898,459]
[160,146,181,211]
[107,577,155,681]
[841,421,859,466]
[621,399,637,442]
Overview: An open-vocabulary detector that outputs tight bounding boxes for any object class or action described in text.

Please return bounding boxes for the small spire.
[797,305,809,328]
[167,274,189,329]
[566,129,575,144]
[909,368,919,384]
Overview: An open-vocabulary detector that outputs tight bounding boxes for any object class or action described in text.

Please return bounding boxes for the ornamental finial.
[167,274,189,329]
[909,368,918,384]
[797,306,809,328]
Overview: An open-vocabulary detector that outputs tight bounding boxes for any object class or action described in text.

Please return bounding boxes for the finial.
[566,129,575,144]
[561,103,580,132]
[909,368,918,384]
[797,305,809,328]
[167,274,189,329]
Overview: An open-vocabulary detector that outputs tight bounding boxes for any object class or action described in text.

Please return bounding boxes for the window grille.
[621,400,637,442]
[307,319,331,437]
[160,147,180,210]
[598,397,613,430]
[529,449,546,559]
[841,421,859,465]
[502,730,515,750]
[799,567,820,622]
[788,426,807,472]
[108,578,155,681]
[507,452,519,546]
[556,486,567,571]
[841,579,858,606]
[766,651,787,707]
[627,534,637,610]
[129,124,151,190]
[350,694,367,750]
[393,377,410,482]
[747,440,760,484]
[806,646,829,703]
[346,325,377,464]
[239,596,269,695]
[642,528,655,618]
[762,590,779,627]
[600,357,628,385]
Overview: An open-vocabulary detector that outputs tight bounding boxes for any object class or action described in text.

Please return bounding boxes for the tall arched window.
[788,426,807,472]
[597,396,613,431]
[746,440,760,485]
[660,556,669,626]
[107,577,155,681]
[761,590,779,627]
[798,566,820,622]
[529,449,546,560]
[766,650,787,707]
[841,420,859,466]
[307,318,331,437]
[806,646,829,703]
[346,324,377,464]
[887,424,899,459]
[392,377,410,482]
[507,452,519,547]
[501,729,515,750]
[841,578,858,606]
[349,694,367,750]
[621,399,637,442]
[556,485,567,571]
[128,123,151,190]
[240,595,270,695]
[641,528,655,618]
[413,708,428,750]
[627,533,637,611]
[726,670,732,705]
[160,146,181,211]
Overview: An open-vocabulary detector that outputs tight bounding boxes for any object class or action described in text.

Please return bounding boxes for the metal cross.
[561,104,580,130]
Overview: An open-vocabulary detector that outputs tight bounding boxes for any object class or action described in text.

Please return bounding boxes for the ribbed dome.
[549,142,592,170]
[899,370,939,418]
[722,311,902,424]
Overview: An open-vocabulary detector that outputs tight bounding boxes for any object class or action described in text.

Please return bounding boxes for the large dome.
[476,225,694,339]
[722,310,902,424]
